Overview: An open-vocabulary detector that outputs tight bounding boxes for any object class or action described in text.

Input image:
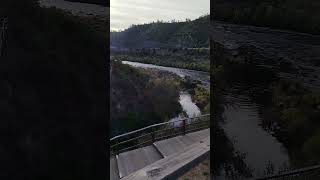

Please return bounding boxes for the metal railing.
[255,164,320,180]
[0,17,8,57]
[110,114,210,155]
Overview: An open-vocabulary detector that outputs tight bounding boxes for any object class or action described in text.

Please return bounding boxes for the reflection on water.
[221,94,289,177]
[215,77,291,178]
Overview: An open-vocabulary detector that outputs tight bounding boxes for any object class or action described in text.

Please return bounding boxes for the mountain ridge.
[110,15,210,48]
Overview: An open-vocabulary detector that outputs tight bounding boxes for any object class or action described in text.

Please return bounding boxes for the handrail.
[110,114,210,141]
[109,114,210,155]
[255,164,320,180]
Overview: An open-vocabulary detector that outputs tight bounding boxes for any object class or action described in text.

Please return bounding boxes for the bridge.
[109,114,210,180]
[0,17,8,57]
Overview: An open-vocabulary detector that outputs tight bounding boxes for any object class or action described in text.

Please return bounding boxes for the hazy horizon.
[110,0,209,31]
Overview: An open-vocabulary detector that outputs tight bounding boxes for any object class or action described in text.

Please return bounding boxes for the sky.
[110,0,209,31]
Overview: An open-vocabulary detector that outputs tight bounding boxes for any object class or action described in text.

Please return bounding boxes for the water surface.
[220,93,290,177]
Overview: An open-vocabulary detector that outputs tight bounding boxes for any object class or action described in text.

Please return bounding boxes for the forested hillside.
[110,15,210,48]
[214,0,320,34]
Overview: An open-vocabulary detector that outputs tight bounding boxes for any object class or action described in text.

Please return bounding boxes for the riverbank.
[270,79,320,166]
[189,85,210,113]
[112,53,210,72]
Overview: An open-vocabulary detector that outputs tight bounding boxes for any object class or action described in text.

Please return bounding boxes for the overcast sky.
[110,0,209,31]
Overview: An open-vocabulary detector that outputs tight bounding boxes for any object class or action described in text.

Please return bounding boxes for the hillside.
[110,60,182,137]
[214,0,320,34]
[110,15,210,48]
[1,0,107,179]
[66,0,108,6]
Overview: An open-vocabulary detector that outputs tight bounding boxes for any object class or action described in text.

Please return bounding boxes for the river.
[213,21,320,178]
[122,61,210,89]
[216,84,290,178]
[121,61,208,126]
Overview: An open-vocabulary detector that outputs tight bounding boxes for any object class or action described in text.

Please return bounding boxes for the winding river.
[121,61,209,125]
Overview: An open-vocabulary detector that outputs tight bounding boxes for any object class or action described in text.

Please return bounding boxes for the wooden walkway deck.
[110,128,210,180]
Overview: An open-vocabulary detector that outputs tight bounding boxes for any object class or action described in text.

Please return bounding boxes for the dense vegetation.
[190,86,210,113]
[214,0,320,34]
[271,80,320,165]
[110,60,182,136]
[110,15,209,48]
[1,0,107,179]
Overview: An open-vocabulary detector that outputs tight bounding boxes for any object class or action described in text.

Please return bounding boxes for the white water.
[169,92,202,127]
[179,92,201,118]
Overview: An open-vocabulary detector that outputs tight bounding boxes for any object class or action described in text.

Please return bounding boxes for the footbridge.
[109,114,210,180]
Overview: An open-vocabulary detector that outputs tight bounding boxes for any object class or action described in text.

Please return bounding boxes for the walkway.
[110,128,210,180]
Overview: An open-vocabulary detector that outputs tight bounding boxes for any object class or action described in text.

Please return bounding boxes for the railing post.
[183,119,186,135]
[151,127,155,142]
[115,138,119,155]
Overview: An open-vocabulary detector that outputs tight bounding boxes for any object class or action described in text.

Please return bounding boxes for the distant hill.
[110,15,210,48]
[214,0,320,34]
[65,0,108,6]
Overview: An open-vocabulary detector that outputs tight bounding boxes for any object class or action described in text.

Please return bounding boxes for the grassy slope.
[110,60,182,136]
[1,1,107,179]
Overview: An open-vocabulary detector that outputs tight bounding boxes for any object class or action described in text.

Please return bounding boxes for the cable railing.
[110,114,210,155]
[0,17,8,57]
[255,164,320,180]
